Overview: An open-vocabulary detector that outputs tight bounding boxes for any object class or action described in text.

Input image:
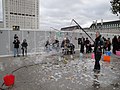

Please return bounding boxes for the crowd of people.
[77,32,120,73]
[61,37,75,55]
[45,34,120,56]
[78,35,120,55]
[78,37,92,54]
[45,37,75,55]
[13,34,28,57]
[45,38,59,52]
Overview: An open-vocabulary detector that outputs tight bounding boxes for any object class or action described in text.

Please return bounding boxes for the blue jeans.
[14,48,19,56]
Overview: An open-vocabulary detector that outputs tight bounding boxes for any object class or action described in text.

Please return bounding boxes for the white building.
[2,0,39,29]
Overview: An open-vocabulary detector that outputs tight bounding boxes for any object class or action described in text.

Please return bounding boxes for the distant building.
[61,20,120,33]
[2,0,39,29]
[89,20,120,30]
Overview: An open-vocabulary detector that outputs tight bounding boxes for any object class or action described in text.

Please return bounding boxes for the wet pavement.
[0,50,120,90]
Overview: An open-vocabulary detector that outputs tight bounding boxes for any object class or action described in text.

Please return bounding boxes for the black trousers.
[94,53,101,70]
[22,47,27,56]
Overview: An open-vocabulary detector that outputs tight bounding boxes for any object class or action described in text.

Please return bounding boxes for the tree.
[110,0,120,16]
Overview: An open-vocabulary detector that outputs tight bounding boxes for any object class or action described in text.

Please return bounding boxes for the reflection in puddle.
[93,73,100,89]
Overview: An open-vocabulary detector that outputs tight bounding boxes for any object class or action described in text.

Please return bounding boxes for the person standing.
[85,38,90,53]
[94,31,103,73]
[78,38,82,48]
[13,37,20,57]
[107,38,111,51]
[118,36,120,51]
[80,37,85,53]
[21,39,28,56]
[112,36,118,54]
[45,39,50,51]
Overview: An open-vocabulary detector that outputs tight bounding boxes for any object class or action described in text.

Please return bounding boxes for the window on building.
[10,12,13,14]
[14,13,17,15]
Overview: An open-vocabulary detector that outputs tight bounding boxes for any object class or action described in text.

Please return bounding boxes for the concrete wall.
[0,29,119,57]
[0,22,4,28]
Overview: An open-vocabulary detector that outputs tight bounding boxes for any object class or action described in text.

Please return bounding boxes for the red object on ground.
[3,74,15,86]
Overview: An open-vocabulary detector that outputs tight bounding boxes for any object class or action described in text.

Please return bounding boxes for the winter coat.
[13,39,20,48]
[94,35,103,54]
[21,42,28,48]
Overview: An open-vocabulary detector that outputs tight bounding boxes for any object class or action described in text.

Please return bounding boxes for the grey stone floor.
[0,51,120,90]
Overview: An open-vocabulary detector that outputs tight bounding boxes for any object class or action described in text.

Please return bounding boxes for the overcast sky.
[40,0,119,30]
[0,0,119,30]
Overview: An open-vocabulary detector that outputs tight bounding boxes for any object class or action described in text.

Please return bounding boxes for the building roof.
[61,25,79,31]
[90,20,120,28]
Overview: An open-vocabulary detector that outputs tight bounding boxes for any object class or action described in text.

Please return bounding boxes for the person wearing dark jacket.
[107,38,111,51]
[80,37,85,53]
[78,38,82,47]
[21,39,28,56]
[118,36,120,51]
[13,37,20,57]
[112,36,118,54]
[85,38,90,53]
[93,31,103,73]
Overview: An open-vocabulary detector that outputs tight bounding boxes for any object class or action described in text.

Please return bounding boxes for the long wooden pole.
[72,19,94,42]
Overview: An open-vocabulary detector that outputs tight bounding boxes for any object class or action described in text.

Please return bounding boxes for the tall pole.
[72,19,94,42]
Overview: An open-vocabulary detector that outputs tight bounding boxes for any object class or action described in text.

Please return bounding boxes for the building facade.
[60,20,120,33]
[89,20,120,30]
[2,0,39,29]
